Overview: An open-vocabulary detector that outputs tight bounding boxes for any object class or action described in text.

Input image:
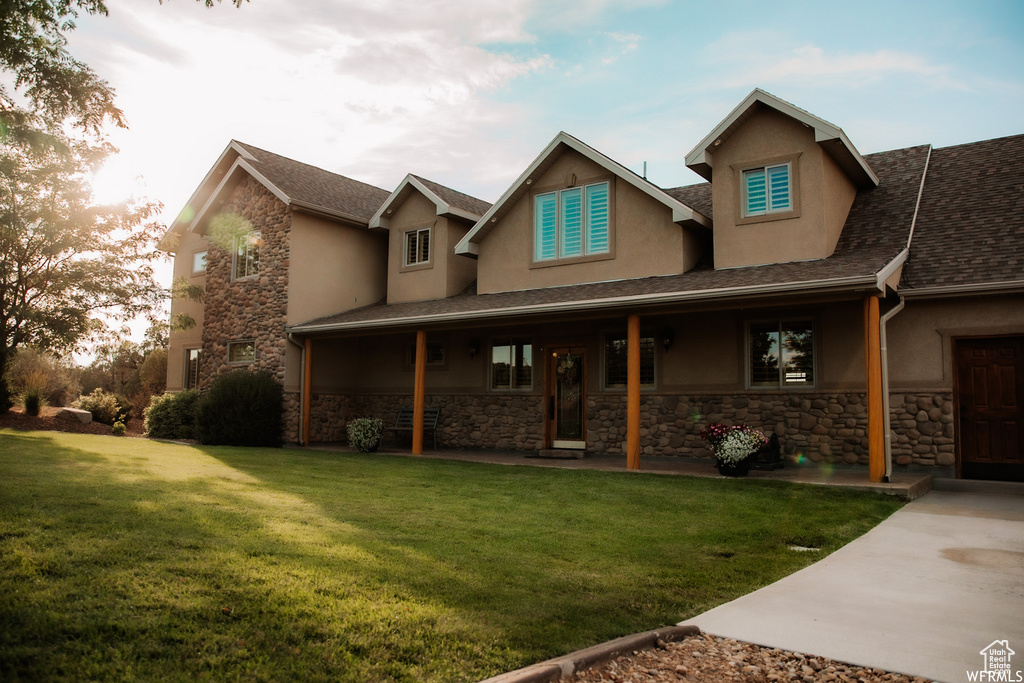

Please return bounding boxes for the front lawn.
[0,430,904,681]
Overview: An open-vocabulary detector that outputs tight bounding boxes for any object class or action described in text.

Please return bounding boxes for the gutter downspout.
[879,297,905,482]
[286,333,305,446]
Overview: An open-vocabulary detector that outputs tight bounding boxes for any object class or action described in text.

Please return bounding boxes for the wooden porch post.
[627,314,641,470]
[864,296,885,482]
[412,330,426,455]
[302,338,312,446]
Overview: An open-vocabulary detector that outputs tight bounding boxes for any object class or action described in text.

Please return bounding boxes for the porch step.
[529,449,587,460]
[931,478,1024,496]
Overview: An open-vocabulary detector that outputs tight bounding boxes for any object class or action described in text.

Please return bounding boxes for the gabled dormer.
[455,132,710,295]
[685,89,878,269]
[369,175,488,304]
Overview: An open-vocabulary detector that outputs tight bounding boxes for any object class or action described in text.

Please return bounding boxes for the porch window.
[604,333,655,389]
[534,180,610,262]
[748,320,814,388]
[184,348,201,389]
[406,341,445,367]
[491,339,533,391]
[232,229,261,279]
[227,340,256,364]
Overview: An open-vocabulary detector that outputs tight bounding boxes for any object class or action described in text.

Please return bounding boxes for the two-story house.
[163,89,1024,483]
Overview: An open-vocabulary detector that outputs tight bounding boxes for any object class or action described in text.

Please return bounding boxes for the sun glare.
[89,158,145,205]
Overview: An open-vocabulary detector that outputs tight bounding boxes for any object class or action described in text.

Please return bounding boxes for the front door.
[955,336,1024,481]
[548,347,586,449]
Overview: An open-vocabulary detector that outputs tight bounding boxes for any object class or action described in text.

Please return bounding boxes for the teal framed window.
[534,180,610,262]
[743,163,791,217]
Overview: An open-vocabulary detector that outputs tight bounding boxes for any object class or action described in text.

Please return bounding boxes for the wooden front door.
[547,347,586,449]
[955,336,1024,481]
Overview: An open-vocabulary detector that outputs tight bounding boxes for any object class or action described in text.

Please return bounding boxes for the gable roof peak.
[685,88,878,189]
[369,173,492,229]
[454,130,710,257]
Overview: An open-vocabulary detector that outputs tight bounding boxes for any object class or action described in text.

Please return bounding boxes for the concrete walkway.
[681,489,1024,683]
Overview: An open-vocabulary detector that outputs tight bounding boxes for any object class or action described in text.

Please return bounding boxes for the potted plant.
[699,423,768,477]
[347,417,383,453]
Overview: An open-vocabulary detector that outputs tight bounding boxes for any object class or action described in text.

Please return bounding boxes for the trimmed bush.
[74,388,122,425]
[347,418,383,452]
[144,390,200,440]
[195,371,283,447]
[111,421,127,436]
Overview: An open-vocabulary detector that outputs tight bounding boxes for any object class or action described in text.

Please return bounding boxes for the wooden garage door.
[955,336,1024,481]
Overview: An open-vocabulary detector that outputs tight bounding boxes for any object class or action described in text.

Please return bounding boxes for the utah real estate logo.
[969,640,1022,682]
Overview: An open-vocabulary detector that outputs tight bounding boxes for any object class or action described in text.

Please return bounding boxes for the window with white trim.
[742,163,791,217]
[227,340,256,364]
[748,320,814,388]
[491,339,533,391]
[534,180,610,261]
[604,333,655,389]
[404,227,430,266]
[192,250,207,274]
[184,348,201,389]
[232,230,260,279]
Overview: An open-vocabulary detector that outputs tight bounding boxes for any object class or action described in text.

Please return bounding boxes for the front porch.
[302,443,935,499]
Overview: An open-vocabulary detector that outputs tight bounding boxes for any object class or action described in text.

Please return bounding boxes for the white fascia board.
[187,157,291,233]
[685,88,877,187]
[368,174,416,230]
[369,174,476,229]
[455,132,709,254]
[290,273,881,334]
[164,140,246,240]
[876,249,909,290]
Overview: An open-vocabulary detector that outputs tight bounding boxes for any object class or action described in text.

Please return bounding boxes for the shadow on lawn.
[0,430,904,681]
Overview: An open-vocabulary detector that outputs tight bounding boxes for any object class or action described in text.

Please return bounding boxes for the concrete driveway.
[681,488,1024,683]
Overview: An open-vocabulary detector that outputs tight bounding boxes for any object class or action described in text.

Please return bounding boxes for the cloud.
[700,31,967,91]
[601,31,642,64]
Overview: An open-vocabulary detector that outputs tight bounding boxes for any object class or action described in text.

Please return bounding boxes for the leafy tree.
[0,0,244,411]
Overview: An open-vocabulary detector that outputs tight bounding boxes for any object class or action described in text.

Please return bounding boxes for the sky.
[67,0,1023,286]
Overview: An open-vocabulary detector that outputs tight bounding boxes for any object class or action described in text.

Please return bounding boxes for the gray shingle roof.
[291,144,931,333]
[234,141,390,222]
[411,175,492,218]
[901,134,1024,290]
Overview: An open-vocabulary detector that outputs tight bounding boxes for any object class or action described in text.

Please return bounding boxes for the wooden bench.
[387,407,441,449]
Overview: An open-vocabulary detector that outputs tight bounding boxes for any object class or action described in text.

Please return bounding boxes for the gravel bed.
[569,633,935,683]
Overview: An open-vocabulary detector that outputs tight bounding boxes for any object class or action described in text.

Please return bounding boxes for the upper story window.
[233,230,261,280]
[604,333,655,389]
[192,250,207,274]
[748,320,814,388]
[743,163,791,217]
[405,227,431,267]
[534,180,610,262]
[491,339,533,391]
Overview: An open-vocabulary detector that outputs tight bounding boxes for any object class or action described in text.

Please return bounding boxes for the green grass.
[0,430,905,681]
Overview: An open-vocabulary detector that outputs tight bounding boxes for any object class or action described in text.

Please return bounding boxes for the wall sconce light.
[661,326,674,352]
[468,338,481,359]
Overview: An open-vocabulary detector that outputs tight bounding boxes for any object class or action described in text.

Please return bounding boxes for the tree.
[0,0,245,411]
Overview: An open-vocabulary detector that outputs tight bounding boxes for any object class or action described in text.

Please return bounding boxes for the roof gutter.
[290,272,884,334]
[900,280,1024,299]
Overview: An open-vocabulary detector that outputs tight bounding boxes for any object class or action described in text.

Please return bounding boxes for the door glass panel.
[555,350,583,440]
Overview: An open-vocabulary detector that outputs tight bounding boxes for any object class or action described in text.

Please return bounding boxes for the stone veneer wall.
[200,176,291,388]
[285,389,955,468]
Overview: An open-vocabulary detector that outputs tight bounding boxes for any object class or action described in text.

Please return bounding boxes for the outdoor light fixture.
[661,326,674,352]
[468,338,480,359]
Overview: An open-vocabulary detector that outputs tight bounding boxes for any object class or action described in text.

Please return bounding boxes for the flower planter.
[716,457,752,477]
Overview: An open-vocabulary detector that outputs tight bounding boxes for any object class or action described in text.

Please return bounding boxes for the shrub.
[20,369,49,416]
[113,394,133,424]
[195,371,283,447]
[74,388,122,425]
[111,421,127,436]
[144,390,199,440]
[6,348,80,407]
[347,418,383,452]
